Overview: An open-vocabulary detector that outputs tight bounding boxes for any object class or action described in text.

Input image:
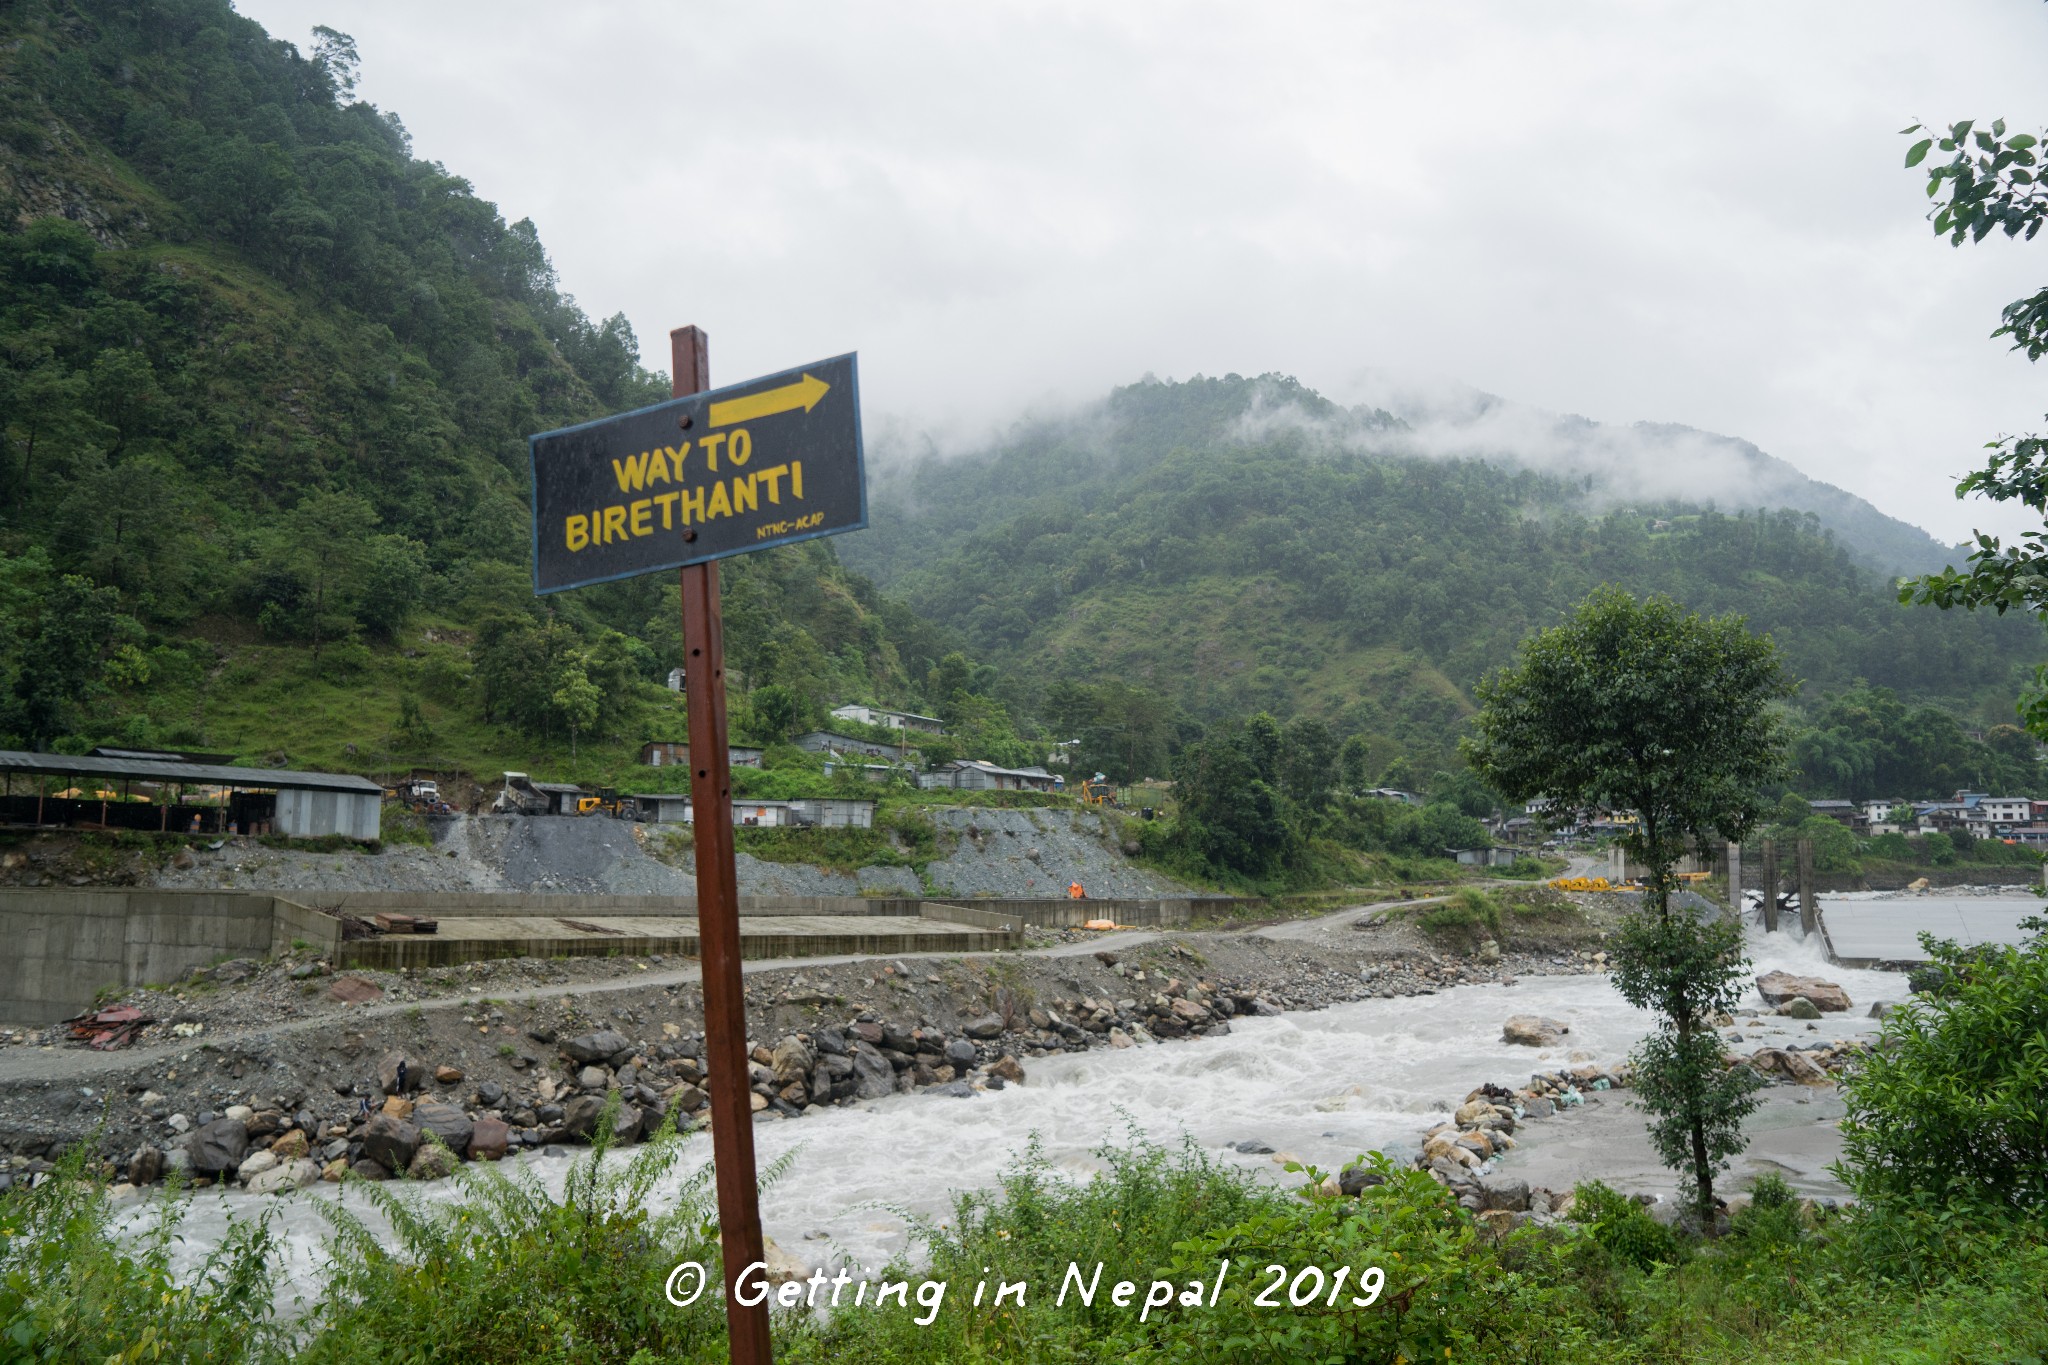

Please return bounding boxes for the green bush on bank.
[0,1146,285,1362]
[302,1107,737,1365]
[1839,916,2048,1214]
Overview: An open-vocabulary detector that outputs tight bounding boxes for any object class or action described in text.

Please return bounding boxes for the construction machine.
[1077,774,1119,807]
[576,787,624,817]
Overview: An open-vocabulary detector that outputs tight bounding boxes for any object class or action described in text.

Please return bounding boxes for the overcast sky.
[236,1,2048,543]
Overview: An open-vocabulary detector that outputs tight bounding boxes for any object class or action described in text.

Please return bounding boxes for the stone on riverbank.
[1756,971,1850,1012]
[1502,1015,1569,1046]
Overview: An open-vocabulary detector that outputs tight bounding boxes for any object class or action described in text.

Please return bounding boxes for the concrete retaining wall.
[926,896,1245,928]
[0,890,274,1022]
[1,889,1071,1018]
[295,892,925,919]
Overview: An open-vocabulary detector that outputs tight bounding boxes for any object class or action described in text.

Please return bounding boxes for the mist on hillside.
[866,371,1967,578]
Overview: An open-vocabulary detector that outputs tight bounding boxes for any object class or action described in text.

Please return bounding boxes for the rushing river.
[131,924,1909,1293]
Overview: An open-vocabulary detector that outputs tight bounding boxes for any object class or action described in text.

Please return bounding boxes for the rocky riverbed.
[0,901,1612,1193]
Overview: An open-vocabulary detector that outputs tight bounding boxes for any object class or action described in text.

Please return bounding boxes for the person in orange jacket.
[1068,881,1085,899]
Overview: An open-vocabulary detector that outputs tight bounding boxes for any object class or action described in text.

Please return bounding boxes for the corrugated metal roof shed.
[0,750,382,793]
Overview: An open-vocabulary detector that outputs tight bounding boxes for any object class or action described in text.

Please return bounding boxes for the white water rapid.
[127,924,1911,1297]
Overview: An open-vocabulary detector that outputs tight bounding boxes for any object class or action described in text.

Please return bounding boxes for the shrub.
[303,1105,738,1364]
[788,1131,1271,1362]
[0,1144,283,1360]
[1838,919,2048,1214]
[1420,886,1503,945]
[1117,1154,1585,1364]
[1569,1179,1683,1270]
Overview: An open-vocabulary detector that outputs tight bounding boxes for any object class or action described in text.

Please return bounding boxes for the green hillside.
[0,0,950,780]
[3,0,2039,821]
[842,374,2048,779]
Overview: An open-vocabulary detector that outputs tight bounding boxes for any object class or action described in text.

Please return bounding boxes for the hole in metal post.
[697,769,707,779]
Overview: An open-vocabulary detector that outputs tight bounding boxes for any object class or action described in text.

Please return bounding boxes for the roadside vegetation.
[6,923,2044,1363]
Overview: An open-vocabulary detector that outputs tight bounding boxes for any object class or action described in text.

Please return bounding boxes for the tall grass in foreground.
[299,1107,744,1365]
[0,1144,283,1363]
[0,1123,2043,1363]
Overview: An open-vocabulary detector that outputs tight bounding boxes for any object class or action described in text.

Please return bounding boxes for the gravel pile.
[148,839,498,894]
[478,817,696,895]
[920,808,1193,898]
[137,809,1184,900]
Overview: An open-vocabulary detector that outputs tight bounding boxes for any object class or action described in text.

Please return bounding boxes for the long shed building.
[0,750,383,841]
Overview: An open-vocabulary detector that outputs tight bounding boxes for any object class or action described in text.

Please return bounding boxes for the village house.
[627,795,876,828]
[1968,795,2033,829]
[828,704,946,735]
[793,731,904,759]
[638,741,764,769]
[1807,799,1865,831]
[918,760,1060,792]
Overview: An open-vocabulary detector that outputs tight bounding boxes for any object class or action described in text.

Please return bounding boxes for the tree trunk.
[1679,1011,1716,1224]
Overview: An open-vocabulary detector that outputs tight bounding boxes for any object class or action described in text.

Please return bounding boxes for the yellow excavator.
[1077,775,1119,807]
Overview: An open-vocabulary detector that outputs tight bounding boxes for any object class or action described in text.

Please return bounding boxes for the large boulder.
[185,1118,249,1175]
[360,1114,422,1171]
[1338,1164,1386,1197]
[1755,972,1851,1012]
[963,1014,1006,1040]
[987,1054,1027,1086]
[412,1099,474,1156]
[564,1030,634,1065]
[248,1158,320,1195]
[236,1150,279,1183]
[1502,1015,1569,1047]
[1750,1048,1830,1086]
[377,1051,423,1095]
[770,1035,816,1086]
[556,1094,605,1140]
[327,976,382,1004]
[127,1144,164,1186]
[1479,1175,1532,1212]
[1777,997,1823,1020]
[468,1116,512,1161]
[850,1042,896,1100]
[408,1145,455,1180]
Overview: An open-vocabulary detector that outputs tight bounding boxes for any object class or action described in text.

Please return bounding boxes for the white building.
[829,704,946,735]
[919,760,1060,793]
[1972,796,2032,828]
[628,795,874,829]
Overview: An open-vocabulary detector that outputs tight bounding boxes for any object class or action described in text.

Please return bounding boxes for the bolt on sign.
[528,352,864,593]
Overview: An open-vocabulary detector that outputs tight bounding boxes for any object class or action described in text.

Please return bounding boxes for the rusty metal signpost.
[529,328,866,1365]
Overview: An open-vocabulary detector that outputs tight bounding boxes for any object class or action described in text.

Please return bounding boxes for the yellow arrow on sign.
[709,373,831,427]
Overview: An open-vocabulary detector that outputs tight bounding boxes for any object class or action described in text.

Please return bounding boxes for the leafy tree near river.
[1467,587,1788,1223]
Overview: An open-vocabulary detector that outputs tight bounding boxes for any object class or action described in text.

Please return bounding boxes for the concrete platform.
[1818,898,2040,966]
[0,888,1031,1019]
[334,911,1017,969]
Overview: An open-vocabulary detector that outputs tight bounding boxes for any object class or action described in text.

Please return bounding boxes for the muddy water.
[133,925,1908,1295]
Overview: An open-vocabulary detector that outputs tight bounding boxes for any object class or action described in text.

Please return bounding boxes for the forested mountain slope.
[0,0,947,771]
[842,374,2045,772]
